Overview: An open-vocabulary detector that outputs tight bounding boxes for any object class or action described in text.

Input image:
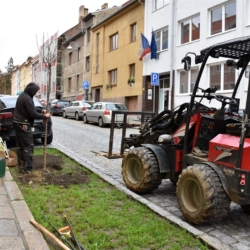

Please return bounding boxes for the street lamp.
[67,42,78,100]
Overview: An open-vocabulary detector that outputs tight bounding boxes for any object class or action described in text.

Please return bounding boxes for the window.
[108,69,117,84]
[129,64,135,79]
[87,28,91,43]
[69,52,72,65]
[181,15,200,44]
[77,48,80,62]
[96,33,100,73]
[160,78,170,89]
[154,0,168,11]
[110,33,118,51]
[68,78,71,91]
[76,75,79,90]
[211,1,236,35]
[86,56,90,72]
[210,63,235,91]
[155,27,168,51]
[179,68,199,94]
[130,23,137,42]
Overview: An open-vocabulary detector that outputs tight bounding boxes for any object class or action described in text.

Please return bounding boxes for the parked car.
[63,101,93,121]
[50,100,70,116]
[0,95,53,144]
[83,102,128,127]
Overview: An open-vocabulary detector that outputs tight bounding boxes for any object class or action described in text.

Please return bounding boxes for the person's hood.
[24,82,40,98]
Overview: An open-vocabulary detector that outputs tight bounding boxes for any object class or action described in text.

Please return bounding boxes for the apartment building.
[144,0,250,112]
[11,66,20,95]
[61,4,120,102]
[91,0,144,111]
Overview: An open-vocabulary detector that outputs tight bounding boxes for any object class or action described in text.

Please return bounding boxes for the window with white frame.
[108,69,117,84]
[210,63,235,91]
[210,1,236,35]
[180,15,200,44]
[110,33,118,51]
[155,27,168,51]
[179,68,199,94]
[154,0,168,11]
[247,0,250,26]
[130,23,136,42]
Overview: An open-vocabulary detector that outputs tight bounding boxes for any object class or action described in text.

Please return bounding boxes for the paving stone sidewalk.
[0,167,49,250]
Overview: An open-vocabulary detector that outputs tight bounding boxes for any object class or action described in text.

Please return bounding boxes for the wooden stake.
[30,218,70,250]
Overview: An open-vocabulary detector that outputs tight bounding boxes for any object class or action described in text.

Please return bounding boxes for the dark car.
[0,95,53,144]
[50,100,70,116]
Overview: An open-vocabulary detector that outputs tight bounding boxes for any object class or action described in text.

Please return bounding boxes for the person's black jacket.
[13,82,45,126]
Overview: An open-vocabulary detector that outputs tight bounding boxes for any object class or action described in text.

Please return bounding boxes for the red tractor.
[121,36,250,225]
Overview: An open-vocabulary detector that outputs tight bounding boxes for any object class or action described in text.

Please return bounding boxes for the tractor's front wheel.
[176,164,230,225]
[122,147,162,193]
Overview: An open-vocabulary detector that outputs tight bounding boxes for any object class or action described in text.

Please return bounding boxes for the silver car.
[83,102,128,127]
[63,101,92,121]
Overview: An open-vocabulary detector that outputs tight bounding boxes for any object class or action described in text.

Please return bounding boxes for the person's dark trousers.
[13,122,34,172]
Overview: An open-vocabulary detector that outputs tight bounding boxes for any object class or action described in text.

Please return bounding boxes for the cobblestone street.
[51,116,250,249]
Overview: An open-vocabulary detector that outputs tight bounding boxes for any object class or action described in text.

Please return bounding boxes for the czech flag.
[138,33,151,61]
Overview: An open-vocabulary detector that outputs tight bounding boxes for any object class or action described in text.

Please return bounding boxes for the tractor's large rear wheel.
[176,164,230,225]
[122,147,162,193]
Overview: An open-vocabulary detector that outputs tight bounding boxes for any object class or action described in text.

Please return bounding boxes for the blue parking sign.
[83,81,89,89]
[151,73,159,86]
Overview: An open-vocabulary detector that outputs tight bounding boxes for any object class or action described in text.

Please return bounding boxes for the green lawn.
[9,147,210,250]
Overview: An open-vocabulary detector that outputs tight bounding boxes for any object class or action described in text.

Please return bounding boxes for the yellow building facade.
[19,60,32,91]
[91,0,144,111]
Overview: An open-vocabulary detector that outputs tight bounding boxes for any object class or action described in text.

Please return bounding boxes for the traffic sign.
[83,81,89,89]
[151,72,159,86]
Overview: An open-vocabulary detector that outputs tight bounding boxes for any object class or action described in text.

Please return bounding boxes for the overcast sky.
[0,0,124,72]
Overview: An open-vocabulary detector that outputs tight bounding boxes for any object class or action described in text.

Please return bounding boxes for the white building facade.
[144,0,250,111]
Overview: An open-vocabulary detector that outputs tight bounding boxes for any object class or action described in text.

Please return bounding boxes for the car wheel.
[75,112,80,121]
[63,111,67,118]
[83,115,88,124]
[51,110,54,116]
[41,131,53,145]
[98,117,104,127]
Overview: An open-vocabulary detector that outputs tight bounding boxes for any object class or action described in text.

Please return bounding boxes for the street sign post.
[151,72,159,86]
[151,73,159,112]
[83,81,89,89]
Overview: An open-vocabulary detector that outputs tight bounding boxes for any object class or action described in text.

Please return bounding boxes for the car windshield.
[106,103,127,111]
[82,102,91,107]
[58,101,69,106]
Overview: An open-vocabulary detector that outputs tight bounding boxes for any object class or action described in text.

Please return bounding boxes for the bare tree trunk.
[43,68,51,171]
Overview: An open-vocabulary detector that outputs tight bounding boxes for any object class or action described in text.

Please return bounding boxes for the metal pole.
[153,86,155,112]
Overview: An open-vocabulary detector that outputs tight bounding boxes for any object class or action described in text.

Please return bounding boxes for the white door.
[158,77,170,112]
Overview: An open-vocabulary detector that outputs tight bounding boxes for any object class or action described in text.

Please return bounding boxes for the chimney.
[101,3,108,10]
[79,6,89,22]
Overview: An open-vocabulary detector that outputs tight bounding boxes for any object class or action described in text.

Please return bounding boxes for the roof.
[201,36,250,59]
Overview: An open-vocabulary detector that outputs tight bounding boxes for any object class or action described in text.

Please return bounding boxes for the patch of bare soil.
[15,155,90,187]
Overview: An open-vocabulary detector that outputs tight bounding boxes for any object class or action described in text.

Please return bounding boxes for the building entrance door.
[158,77,170,112]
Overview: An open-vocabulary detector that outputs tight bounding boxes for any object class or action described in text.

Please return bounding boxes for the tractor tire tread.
[176,164,230,225]
[122,147,161,194]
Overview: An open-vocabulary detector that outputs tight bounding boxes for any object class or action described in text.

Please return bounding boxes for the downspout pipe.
[169,0,176,109]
